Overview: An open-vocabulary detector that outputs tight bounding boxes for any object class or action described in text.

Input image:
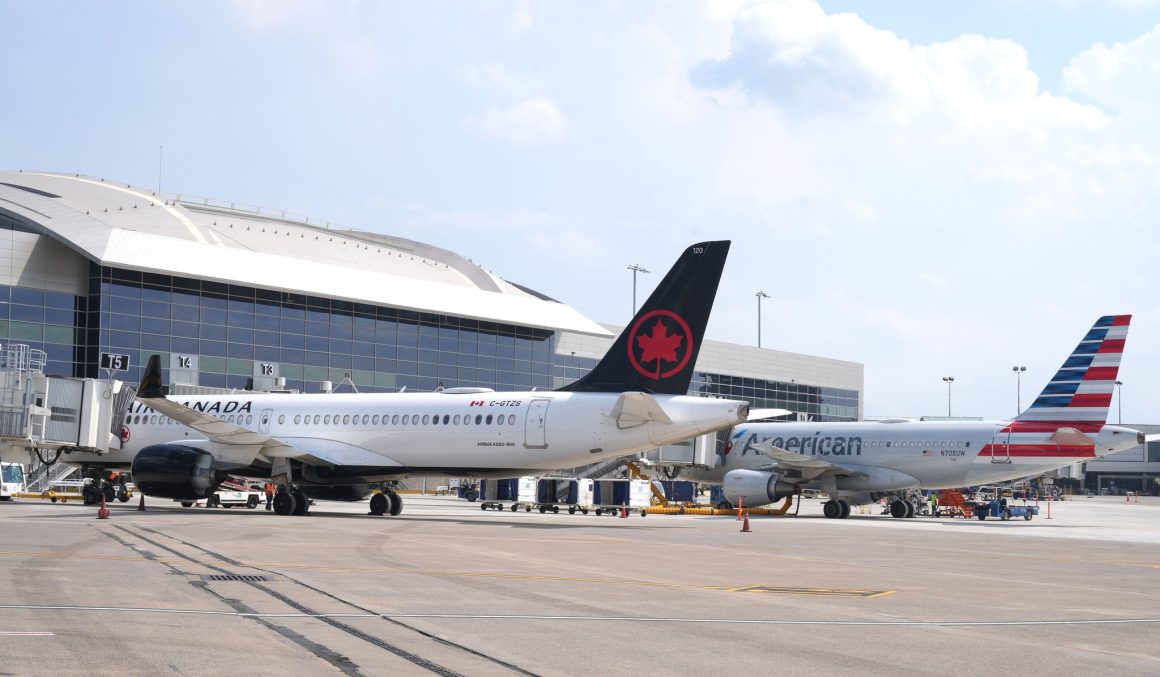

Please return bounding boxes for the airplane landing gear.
[369,490,402,516]
[273,489,296,516]
[890,499,909,519]
[824,499,852,519]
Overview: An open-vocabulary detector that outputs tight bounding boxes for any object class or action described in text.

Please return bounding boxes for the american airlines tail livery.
[107,241,749,516]
[682,315,1144,519]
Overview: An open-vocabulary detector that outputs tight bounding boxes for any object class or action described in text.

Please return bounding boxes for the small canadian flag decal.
[469,400,485,407]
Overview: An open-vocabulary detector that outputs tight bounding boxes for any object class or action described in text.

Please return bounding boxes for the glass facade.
[0,263,858,421]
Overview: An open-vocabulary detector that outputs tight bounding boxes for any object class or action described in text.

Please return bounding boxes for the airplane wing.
[137,355,302,459]
[747,408,793,421]
[135,394,302,458]
[749,440,868,481]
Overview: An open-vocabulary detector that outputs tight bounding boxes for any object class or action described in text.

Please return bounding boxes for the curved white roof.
[0,171,610,336]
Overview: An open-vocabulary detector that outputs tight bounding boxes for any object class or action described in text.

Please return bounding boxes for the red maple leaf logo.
[636,319,684,378]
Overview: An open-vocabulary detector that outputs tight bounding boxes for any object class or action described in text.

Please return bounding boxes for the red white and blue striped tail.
[1014,315,1130,426]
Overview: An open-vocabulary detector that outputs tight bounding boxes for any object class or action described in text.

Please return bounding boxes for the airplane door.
[524,399,550,449]
[990,432,1011,464]
[259,409,273,434]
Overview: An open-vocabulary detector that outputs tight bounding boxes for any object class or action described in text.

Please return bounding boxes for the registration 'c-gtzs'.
[683,315,1143,519]
[116,241,747,516]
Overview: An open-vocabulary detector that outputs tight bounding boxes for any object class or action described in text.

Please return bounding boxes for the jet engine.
[723,469,794,507]
[131,444,220,500]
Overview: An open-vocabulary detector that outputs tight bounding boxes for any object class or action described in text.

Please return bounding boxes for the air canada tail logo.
[627,309,694,380]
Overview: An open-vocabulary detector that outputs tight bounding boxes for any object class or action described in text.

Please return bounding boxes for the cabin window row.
[282,413,518,427]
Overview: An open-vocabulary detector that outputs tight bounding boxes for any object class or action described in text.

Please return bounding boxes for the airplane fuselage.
[683,420,1142,491]
[104,390,748,481]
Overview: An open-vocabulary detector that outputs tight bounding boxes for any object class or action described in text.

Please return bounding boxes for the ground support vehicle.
[974,499,1039,521]
[208,487,262,509]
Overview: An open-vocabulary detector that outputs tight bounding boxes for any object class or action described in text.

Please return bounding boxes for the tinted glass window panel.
[108,330,140,349]
[229,312,255,329]
[44,308,76,326]
[172,337,198,353]
[305,320,328,337]
[201,340,227,357]
[201,324,227,341]
[305,351,328,367]
[280,318,304,334]
[227,328,255,344]
[255,345,279,362]
[171,304,199,322]
[281,332,305,349]
[109,314,140,332]
[353,341,375,357]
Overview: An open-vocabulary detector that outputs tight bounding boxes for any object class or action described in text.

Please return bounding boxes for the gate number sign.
[100,353,131,370]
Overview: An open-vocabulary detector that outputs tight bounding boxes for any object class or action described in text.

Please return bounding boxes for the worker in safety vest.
[264,482,275,510]
[929,492,938,517]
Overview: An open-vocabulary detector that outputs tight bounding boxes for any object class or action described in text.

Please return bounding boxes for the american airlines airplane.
[102,241,751,516]
[681,315,1144,519]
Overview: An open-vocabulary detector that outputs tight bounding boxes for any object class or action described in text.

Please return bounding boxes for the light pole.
[755,291,770,348]
[942,376,955,417]
[626,264,650,315]
[1012,366,1026,415]
[1115,380,1123,424]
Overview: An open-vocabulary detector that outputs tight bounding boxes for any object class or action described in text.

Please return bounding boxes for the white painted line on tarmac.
[1,604,1158,627]
[0,631,55,636]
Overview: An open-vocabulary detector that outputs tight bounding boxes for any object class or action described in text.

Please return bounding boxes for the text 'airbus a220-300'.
[98,241,749,516]
[681,315,1144,519]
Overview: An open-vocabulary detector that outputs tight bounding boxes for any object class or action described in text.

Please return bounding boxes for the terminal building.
[0,171,862,479]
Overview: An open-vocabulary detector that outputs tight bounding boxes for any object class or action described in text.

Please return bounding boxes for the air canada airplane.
[107,241,750,516]
[681,315,1145,519]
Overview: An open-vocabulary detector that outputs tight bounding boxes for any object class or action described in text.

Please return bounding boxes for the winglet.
[138,354,167,399]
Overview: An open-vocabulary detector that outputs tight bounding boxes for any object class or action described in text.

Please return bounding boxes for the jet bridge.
[0,344,133,471]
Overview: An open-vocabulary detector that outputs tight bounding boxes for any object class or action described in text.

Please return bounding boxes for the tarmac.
[1,493,1158,676]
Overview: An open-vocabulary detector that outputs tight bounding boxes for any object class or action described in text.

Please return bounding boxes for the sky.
[2,0,1159,421]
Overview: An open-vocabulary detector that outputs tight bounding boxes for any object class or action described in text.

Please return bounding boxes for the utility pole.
[1012,366,1026,415]
[942,376,955,417]
[755,291,770,348]
[626,264,650,315]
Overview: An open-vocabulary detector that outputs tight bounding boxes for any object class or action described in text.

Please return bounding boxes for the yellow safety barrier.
[644,495,795,516]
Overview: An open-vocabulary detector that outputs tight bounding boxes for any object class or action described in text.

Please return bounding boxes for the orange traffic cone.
[620,503,628,518]
[740,510,751,532]
[137,493,146,512]
[97,495,110,519]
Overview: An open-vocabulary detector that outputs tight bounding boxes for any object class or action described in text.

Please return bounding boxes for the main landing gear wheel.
[369,491,391,516]
[387,490,402,516]
[839,500,851,519]
[272,491,295,516]
[823,500,842,519]
[890,500,909,519]
[904,500,916,518]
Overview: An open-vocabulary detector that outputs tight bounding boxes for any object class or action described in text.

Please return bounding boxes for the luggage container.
[658,480,696,503]
[478,478,518,511]
[591,479,651,516]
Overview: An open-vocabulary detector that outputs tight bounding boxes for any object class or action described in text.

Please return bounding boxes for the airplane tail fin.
[558,240,730,395]
[1014,315,1130,425]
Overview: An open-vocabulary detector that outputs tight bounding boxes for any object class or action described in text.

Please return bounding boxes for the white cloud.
[1064,23,1160,110]
[463,98,566,146]
[228,0,379,73]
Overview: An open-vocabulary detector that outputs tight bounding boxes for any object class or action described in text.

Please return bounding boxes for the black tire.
[839,500,851,519]
[539,505,547,513]
[369,492,389,516]
[1001,510,1011,521]
[118,490,130,503]
[595,509,603,516]
[248,495,259,509]
[890,500,908,519]
[551,506,559,514]
[524,505,531,512]
[823,500,842,519]
[977,512,986,520]
[480,504,488,511]
[102,484,116,503]
[1024,512,1032,520]
[466,490,479,502]
[50,496,58,503]
[905,500,916,518]
[387,491,402,516]
[510,504,518,512]
[581,508,588,515]
[273,492,296,516]
[181,501,194,508]
[568,506,576,515]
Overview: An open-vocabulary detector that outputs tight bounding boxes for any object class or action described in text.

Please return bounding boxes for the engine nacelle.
[131,444,220,500]
[723,469,794,507]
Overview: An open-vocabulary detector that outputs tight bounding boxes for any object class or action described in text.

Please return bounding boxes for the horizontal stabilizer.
[610,392,673,424]
[747,408,793,421]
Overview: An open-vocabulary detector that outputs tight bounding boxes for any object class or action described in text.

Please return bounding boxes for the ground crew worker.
[929,492,938,517]
[264,482,275,510]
